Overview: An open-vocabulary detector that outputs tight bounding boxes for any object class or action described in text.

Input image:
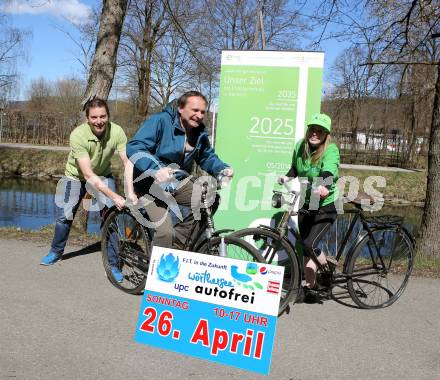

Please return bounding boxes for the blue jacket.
[126,102,229,177]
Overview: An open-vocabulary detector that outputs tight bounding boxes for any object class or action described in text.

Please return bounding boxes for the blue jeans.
[50,176,118,265]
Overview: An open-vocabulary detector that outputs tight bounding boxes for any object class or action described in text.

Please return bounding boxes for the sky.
[2,0,346,101]
[3,0,97,99]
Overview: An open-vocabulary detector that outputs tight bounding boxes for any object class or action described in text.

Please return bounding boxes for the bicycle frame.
[177,178,233,254]
[268,189,395,281]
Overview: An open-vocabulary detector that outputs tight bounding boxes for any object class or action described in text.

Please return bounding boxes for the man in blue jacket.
[126,91,233,248]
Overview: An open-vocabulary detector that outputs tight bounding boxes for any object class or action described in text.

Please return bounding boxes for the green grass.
[0,148,68,177]
[340,168,427,203]
[413,251,440,278]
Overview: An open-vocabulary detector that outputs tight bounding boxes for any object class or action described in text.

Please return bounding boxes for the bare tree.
[55,77,84,125]
[56,11,100,82]
[150,28,194,108]
[324,0,440,257]
[118,0,170,116]
[0,12,28,101]
[27,77,53,111]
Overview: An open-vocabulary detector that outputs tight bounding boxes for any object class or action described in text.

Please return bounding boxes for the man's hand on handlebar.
[112,194,126,210]
[221,167,234,177]
[126,192,138,206]
[155,167,174,183]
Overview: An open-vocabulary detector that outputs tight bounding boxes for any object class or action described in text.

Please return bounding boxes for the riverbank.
[0,147,125,179]
[0,146,427,203]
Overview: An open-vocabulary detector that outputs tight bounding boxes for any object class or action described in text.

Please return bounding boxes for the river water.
[0,176,423,237]
[0,176,102,233]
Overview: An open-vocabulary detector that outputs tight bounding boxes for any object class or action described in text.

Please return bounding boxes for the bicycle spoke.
[230,228,300,316]
[347,227,413,309]
[102,209,151,294]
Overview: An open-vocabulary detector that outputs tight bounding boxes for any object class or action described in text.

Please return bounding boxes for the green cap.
[307,113,331,133]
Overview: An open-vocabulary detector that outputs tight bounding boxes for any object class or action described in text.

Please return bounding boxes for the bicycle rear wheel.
[230,228,301,316]
[346,227,414,309]
[101,208,151,294]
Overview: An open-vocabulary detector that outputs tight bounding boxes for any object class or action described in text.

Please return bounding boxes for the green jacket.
[286,139,340,207]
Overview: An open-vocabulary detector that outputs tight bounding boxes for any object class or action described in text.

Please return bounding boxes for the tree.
[54,77,84,130]
[363,0,439,257]
[419,37,440,258]
[0,12,27,102]
[82,0,128,105]
[27,77,53,111]
[325,0,439,256]
[56,10,100,82]
[118,0,170,116]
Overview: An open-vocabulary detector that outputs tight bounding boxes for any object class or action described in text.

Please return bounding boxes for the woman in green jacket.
[279,113,339,303]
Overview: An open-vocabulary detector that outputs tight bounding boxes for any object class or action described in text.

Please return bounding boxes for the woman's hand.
[313,185,330,199]
[277,176,291,185]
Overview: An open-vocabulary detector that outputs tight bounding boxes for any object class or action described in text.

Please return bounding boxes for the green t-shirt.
[290,139,340,207]
[65,122,127,180]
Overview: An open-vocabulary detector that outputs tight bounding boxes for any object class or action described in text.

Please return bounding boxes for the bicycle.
[100,171,265,295]
[230,186,415,313]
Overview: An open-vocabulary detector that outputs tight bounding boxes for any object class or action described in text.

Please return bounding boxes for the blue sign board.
[134,247,284,374]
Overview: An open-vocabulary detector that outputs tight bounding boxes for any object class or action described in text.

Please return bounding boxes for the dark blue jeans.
[50,176,118,266]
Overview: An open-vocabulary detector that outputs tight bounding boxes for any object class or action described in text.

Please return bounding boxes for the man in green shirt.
[40,98,136,282]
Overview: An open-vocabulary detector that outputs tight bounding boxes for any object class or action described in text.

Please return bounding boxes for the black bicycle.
[100,172,265,295]
[231,186,415,313]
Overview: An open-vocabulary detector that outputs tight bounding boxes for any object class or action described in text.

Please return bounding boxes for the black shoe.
[325,256,338,272]
[303,287,321,304]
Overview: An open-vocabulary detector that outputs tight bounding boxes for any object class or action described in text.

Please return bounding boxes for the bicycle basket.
[364,215,404,228]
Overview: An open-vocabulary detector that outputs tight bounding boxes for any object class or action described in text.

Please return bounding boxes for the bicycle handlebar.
[168,168,233,191]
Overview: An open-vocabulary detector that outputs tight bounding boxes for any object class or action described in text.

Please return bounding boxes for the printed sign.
[214,50,324,230]
[134,246,284,374]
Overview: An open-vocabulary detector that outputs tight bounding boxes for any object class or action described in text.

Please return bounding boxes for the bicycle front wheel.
[197,235,265,262]
[101,208,151,294]
[230,228,301,316]
[346,227,414,309]
[197,235,273,291]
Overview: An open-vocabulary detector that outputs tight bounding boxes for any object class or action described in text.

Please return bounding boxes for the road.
[1,238,439,380]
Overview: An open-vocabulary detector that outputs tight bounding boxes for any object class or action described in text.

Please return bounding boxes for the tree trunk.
[82,0,128,105]
[406,97,418,167]
[417,62,440,258]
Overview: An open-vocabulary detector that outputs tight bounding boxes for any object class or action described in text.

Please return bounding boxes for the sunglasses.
[307,125,327,135]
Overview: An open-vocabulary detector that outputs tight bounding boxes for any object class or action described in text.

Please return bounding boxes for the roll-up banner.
[214,50,324,231]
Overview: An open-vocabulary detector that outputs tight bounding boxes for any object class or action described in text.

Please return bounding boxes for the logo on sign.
[230,263,263,292]
[246,263,258,274]
[259,266,267,275]
[157,253,180,282]
[267,280,280,294]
